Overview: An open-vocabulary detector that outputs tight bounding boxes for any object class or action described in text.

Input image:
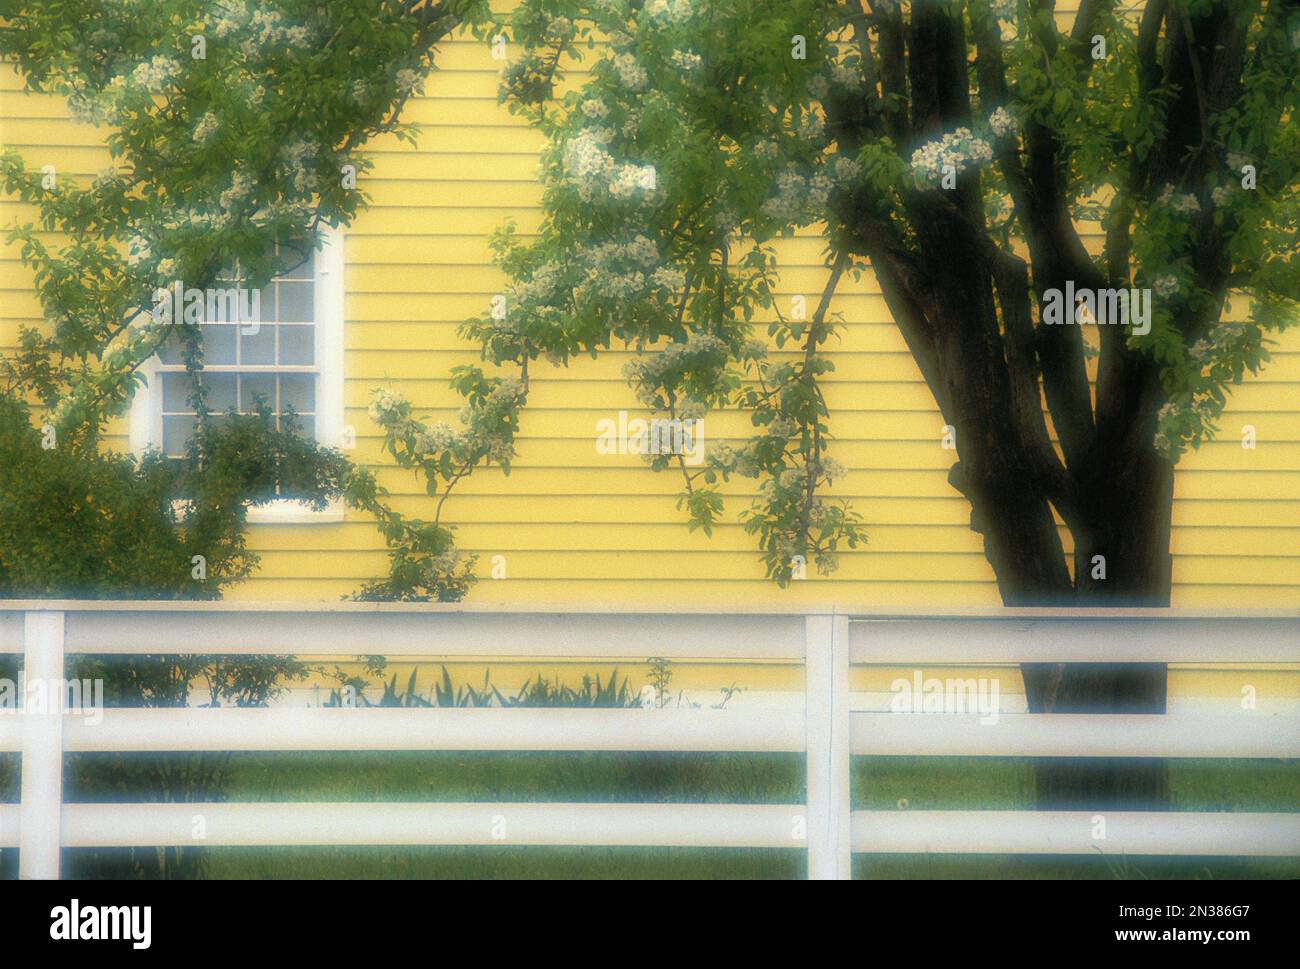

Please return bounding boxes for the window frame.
[130,225,346,524]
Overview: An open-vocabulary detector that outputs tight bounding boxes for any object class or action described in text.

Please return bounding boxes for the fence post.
[805,611,851,880]
[20,610,65,879]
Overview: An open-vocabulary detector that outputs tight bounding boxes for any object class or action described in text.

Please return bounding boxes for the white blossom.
[833,156,862,185]
[797,111,826,144]
[416,422,457,453]
[829,61,862,91]
[517,262,563,302]
[671,50,702,73]
[820,457,847,482]
[564,127,616,199]
[910,127,993,186]
[609,163,656,200]
[395,69,419,94]
[1153,274,1179,298]
[368,389,400,422]
[67,93,108,125]
[646,0,693,24]
[92,167,119,191]
[279,139,317,193]
[130,55,180,93]
[987,106,1019,139]
[210,6,242,39]
[713,206,739,234]
[218,170,253,211]
[192,111,220,143]
[670,0,694,23]
[613,53,648,91]
[651,266,686,291]
[762,169,807,222]
[625,234,660,267]
[808,171,833,211]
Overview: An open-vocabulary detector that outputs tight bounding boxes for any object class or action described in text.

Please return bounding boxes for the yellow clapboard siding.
[341,345,1300,385]
[335,401,1300,442]
[336,434,1300,473]
[0,144,111,173]
[245,521,1299,560]
[352,206,545,235]
[344,233,839,266]
[2,18,1299,614]
[340,292,897,323]
[345,463,1297,502]
[341,375,1300,413]
[325,493,1298,529]
[243,547,1298,586]
[245,548,995,581]
[221,577,1287,610]
[359,180,544,207]
[366,152,542,181]
[342,263,878,294]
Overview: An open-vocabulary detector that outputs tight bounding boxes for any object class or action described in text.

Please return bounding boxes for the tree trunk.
[956,437,1176,810]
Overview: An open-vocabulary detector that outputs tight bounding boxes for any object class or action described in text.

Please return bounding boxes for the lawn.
[1,752,1291,879]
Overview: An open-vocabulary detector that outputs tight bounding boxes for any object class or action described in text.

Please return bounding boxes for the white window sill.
[246,498,346,524]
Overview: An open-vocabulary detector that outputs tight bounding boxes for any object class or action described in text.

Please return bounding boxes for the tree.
[364,0,1299,807]
[0,0,491,601]
[0,0,490,876]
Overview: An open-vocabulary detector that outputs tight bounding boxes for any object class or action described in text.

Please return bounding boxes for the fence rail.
[1,602,1297,879]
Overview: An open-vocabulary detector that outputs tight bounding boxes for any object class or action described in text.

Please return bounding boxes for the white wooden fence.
[0,602,1296,880]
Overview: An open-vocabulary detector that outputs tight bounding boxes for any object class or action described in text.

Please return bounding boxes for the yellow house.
[1,5,1296,704]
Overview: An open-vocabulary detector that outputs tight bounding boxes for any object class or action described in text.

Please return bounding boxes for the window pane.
[257,284,276,321]
[205,288,255,325]
[175,290,205,324]
[199,323,237,364]
[277,281,314,322]
[160,372,191,412]
[162,415,195,456]
[240,324,276,365]
[278,324,314,365]
[279,248,313,280]
[280,373,316,414]
[157,331,184,365]
[240,373,276,413]
[204,372,238,413]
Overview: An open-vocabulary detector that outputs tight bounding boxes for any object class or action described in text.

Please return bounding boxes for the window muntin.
[155,244,321,459]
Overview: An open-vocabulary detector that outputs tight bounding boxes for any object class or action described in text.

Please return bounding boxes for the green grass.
[4,752,1290,879]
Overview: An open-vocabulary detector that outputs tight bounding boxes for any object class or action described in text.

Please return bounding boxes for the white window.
[131,226,345,523]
